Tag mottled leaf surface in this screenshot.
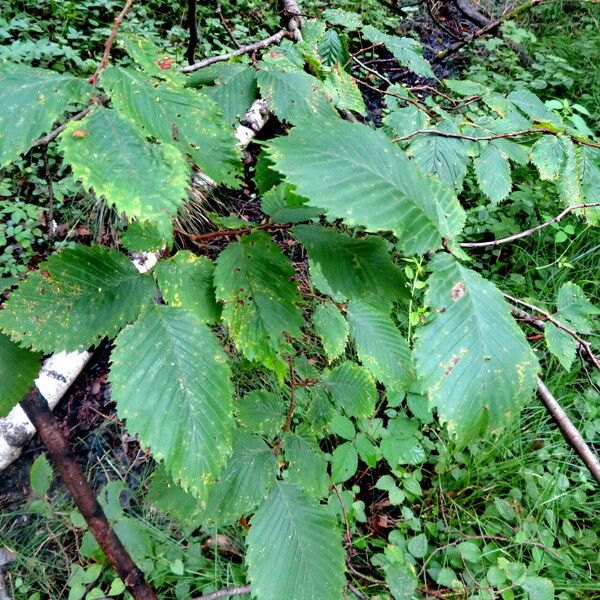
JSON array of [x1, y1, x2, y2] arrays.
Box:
[[323, 361, 377, 418]]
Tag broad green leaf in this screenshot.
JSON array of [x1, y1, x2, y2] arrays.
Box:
[[30, 453, 53, 498], [323, 64, 366, 115], [214, 232, 303, 377], [60, 108, 189, 237], [283, 432, 329, 498], [558, 142, 583, 202], [293, 225, 406, 300], [312, 302, 349, 363], [255, 151, 284, 194], [330, 412, 355, 440], [102, 67, 242, 187], [269, 118, 465, 255], [120, 221, 165, 252], [261, 182, 322, 223], [319, 30, 345, 67], [187, 62, 257, 125], [380, 435, 425, 466], [408, 124, 470, 191], [117, 34, 182, 82], [545, 322, 577, 371], [323, 361, 377, 418], [531, 135, 569, 180], [407, 533, 428, 559], [520, 577, 554, 600], [474, 143, 512, 203], [0, 246, 154, 353], [414, 254, 539, 444], [362, 26, 434, 78], [386, 563, 418, 600], [384, 105, 429, 137], [110, 305, 234, 497], [347, 300, 414, 392], [443, 79, 487, 96], [331, 442, 358, 483], [155, 251, 220, 324], [557, 282, 599, 333], [236, 390, 287, 438], [247, 481, 345, 600], [202, 431, 278, 525], [256, 58, 339, 124], [0, 333, 41, 416], [507, 89, 562, 128], [0, 63, 91, 168], [322, 8, 362, 29]]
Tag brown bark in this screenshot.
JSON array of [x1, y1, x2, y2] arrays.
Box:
[[19, 389, 158, 600]]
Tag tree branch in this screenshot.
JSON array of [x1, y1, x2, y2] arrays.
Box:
[[504, 293, 600, 371], [180, 30, 289, 73], [19, 389, 158, 599], [536, 379, 600, 484], [459, 203, 600, 248], [184, 0, 199, 65], [174, 221, 292, 243], [192, 586, 251, 600], [88, 0, 136, 85]]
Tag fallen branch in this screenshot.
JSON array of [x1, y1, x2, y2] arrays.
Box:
[[536, 379, 600, 484], [180, 30, 289, 73], [88, 0, 136, 85], [455, 0, 490, 27], [393, 127, 600, 150], [174, 221, 292, 243], [19, 390, 158, 599], [192, 586, 251, 600], [460, 203, 600, 248], [504, 293, 600, 371]]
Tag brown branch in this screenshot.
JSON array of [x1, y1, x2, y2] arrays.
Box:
[[217, 3, 241, 49], [454, 0, 490, 27], [504, 293, 600, 372], [192, 586, 251, 600], [393, 127, 600, 149], [460, 203, 600, 248], [88, 0, 136, 85], [184, 0, 199, 65], [180, 30, 289, 73], [427, 0, 464, 41], [536, 380, 600, 484], [42, 147, 55, 237], [174, 221, 292, 243], [332, 483, 352, 550], [31, 106, 94, 148], [19, 389, 158, 600], [353, 77, 433, 117], [283, 357, 296, 433]]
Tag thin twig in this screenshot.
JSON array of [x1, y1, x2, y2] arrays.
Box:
[[88, 0, 136, 85], [460, 203, 600, 248], [427, 0, 464, 41], [184, 0, 199, 64], [19, 389, 158, 599], [174, 221, 292, 243], [217, 3, 241, 49], [332, 483, 353, 550], [42, 148, 55, 237], [30, 106, 94, 148], [180, 30, 289, 73], [284, 357, 296, 432], [347, 583, 368, 600], [352, 55, 393, 86], [193, 586, 251, 600], [504, 293, 600, 371], [393, 127, 600, 149], [353, 77, 433, 117], [536, 380, 600, 484]]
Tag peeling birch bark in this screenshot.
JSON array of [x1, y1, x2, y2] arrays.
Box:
[[0, 102, 270, 472]]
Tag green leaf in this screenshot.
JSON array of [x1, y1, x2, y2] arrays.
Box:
[[319, 30, 345, 67], [0, 333, 41, 416], [507, 89, 562, 127], [256, 58, 338, 125], [293, 225, 406, 300], [347, 300, 415, 392], [30, 454, 53, 498], [101, 67, 242, 187], [202, 431, 278, 525], [120, 221, 165, 252], [381, 436, 425, 466], [531, 135, 569, 181], [386, 563, 418, 600], [362, 26, 434, 78], [312, 302, 349, 363], [331, 442, 358, 483], [187, 62, 257, 125], [214, 232, 303, 377], [474, 143, 512, 203], [323, 65, 366, 115], [545, 322, 577, 371], [557, 282, 599, 333], [268, 118, 465, 254], [110, 305, 234, 497], [384, 105, 429, 137], [117, 34, 182, 82], [323, 361, 377, 418], [443, 79, 487, 96], [283, 432, 329, 498], [322, 8, 362, 29], [60, 108, 190, 237], [0, 246, 154, 353], [409, 124, 470, 191], [247, 481, 345, 600], [155, 251, 220, 324], [520, 577, 555, 600], [236, 390, 286, 438], [261, 183, 322, 223], [0, 64, 91, 168], [407, 533, 428, 559], [414, 254, 539, 444]]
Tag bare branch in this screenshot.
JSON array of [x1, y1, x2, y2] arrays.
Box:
[[30, 106, 94, 148], [180, 30, 289, 73], [504, 293, 600, 371], [184, 0, 199, 65], [460, 203, 600, 248], [88, 0, 136, 85], [536, 380, 600, 484], [19, 389, 158, 599], [192, 586, 251, 600]]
